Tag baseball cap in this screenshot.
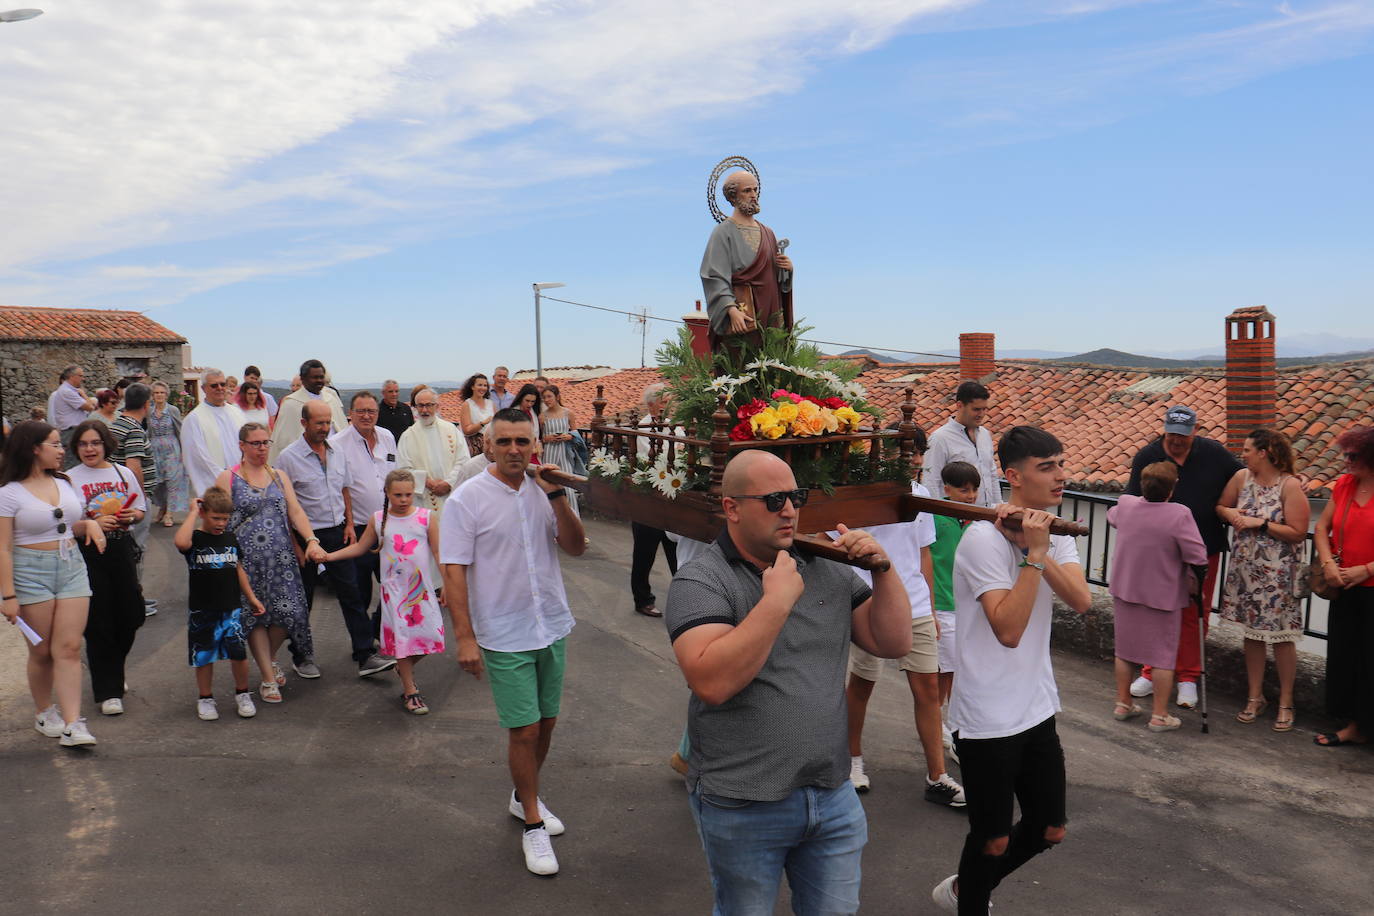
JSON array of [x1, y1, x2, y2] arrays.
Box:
[[1163, 405, 1197, 435]]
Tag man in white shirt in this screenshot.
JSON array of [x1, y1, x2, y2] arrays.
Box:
[[395, 387, 469, 517], [630, 383, 677, 617], [441, 408, 586, 877], [489, 365, 515, 410], [330, 390, 397, 625], [180, 369, 247, 498], [923, 381, 1001, 508], [269, 359, 347, 461], [843, 428, 964, 808], [47, 365, 96, 469], [277, 400, 395, 680], [932, 426, 1092, 915]]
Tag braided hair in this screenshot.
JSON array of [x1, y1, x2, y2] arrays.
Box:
[[376, 468, 416, 554]]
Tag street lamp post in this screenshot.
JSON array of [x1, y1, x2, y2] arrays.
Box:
[[0, 9, 44, 22], [531, 282, 565, 377]]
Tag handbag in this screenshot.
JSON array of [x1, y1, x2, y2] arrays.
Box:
[[1309, 486, 1357, 600]]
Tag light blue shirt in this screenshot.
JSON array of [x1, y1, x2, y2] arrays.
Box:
[[490, 389, 516, 411], [276, 435, 351, 529]]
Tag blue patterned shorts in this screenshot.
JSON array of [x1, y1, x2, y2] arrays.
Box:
[[187, 607, 247, 667]]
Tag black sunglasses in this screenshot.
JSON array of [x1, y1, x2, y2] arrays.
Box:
[[53, 506, 66, 535], [731, 489, 810, 512]]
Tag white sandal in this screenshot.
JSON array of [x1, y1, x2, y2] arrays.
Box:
[[259, 681, 282, 704]]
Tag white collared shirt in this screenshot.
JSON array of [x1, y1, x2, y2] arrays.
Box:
[[440, 468, 574, 652], [842, 481, 938, 619], [329, 424, 396, 522], [922, 417, 1001, 508]]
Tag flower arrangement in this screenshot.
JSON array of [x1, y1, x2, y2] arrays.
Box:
[[587, 448, 694, 499], [732, 390, 865, 442]]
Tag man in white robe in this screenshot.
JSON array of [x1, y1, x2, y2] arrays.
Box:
[[180, 368, 248, 498], [395, 387, 470, 516], [269, 358, 347, 461]]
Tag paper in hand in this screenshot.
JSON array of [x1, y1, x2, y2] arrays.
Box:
[[16, 616, 42, 646]]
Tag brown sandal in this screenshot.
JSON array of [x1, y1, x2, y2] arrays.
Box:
[[1272, 706, 1295, 732], [1236, 697, 1268, 724]]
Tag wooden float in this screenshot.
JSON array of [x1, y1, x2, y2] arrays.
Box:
[[543, 386, 1089, 572]]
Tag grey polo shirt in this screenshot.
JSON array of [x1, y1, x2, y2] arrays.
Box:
[[664, 530, 872, 802]]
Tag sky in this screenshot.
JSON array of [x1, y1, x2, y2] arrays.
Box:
[[1, 0, 1371, 383]]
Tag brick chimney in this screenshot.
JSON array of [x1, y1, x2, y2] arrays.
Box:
[[684, 300, 710, 359], [959, 332, 995, 381], [1224, 306, 1276, 453]]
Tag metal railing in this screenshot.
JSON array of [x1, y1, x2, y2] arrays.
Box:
[[1053, 488, 1328, 641]]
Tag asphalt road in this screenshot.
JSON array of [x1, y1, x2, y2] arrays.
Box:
[[2, 517, 1373, 915]]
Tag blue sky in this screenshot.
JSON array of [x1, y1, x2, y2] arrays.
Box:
[[1, 1, 1371, 382]]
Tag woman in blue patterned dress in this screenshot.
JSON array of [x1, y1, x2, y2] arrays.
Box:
[[212, 422, 322, 704], [147, 381, 189, 526]]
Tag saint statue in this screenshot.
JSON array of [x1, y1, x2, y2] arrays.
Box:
[[699, 159, 794, 359]]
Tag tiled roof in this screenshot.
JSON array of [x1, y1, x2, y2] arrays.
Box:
[[441, 356, 1374, 496], [0, 305, 185, 344]]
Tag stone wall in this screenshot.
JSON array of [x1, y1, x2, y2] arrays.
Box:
[[0, 340, 183, 423], [1053, 593, 1329, 723]]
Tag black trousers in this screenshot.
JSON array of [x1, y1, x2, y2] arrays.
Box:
[[81, 537, 145, 702], [1326, 587, 1374, 732], [297, 523, 374, 665], [630, 522, 677, 609], [954, 715, 1067, 914], [353, 523, 382, 641]]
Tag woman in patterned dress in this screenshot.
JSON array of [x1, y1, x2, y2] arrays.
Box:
[[458, 373, 495, 455], [212, 422, 323, 703], [538, 386, 580, 514], [147, 381, 188, 526], [1217, 428, 1311, 732]]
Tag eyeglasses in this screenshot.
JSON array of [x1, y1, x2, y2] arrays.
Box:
[[352, 409, 378, 416], [730, 489, 810, 512], [53, 507, 66, 535], [205, 382, 227, 390], [242, 440, 270, 448]]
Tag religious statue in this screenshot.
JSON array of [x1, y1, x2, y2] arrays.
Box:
[[699, 156, 794, 359]]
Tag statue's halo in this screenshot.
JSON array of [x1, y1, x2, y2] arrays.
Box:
[[707, 156, 761, 224]]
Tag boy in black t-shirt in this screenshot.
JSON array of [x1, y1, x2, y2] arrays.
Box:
[[174, 486, 265, 721]]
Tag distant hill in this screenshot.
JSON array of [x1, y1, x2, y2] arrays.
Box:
[[1050, 348, 1374, 370], [834, 348, 1073, 363]]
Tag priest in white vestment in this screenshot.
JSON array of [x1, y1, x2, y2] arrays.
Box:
[[395, 388, 470, 515], [181, 369, 248, 498], [269, 359, 347, 461]]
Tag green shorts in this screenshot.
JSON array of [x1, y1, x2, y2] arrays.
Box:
[[482, 638, 567, 729]]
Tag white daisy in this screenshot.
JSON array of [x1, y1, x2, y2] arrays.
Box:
[[656, 468, 688, 499]]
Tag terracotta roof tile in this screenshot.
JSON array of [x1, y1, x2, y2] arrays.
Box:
[[437, 356, 1374, 496], [0, 305, 185, 344]]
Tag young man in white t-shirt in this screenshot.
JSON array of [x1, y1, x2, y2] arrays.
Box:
[[932, 426, 1092, 914], [844, 432, 965, 807]]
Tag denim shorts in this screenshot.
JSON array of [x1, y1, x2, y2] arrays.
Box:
[[12, 545, 92, 604]]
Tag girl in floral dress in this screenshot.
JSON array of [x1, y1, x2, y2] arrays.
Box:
[[326, 469, 445, 714]]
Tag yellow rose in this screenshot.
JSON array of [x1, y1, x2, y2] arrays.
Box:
[[821, 409, 841, 433], [775, 402, 799, 424], [834, 406, 862, 431], [759, 423, 786, 440], [750, 407, 779, 433]]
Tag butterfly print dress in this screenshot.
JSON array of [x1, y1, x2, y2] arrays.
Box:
[[375, 508, 445, 658]]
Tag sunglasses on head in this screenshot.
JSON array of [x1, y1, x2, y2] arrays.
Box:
[[730, 489, 810, 512]]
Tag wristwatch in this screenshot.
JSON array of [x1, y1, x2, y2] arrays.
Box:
[[547, 489, 566, 501], [1019, 558, 1045, 572], [1258, 520, 1269, 536]]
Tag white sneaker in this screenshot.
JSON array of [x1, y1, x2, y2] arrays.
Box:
[[234, 691, 257, 718], [509, 790, 565, 836], [849, 755, 870, 793], [100, 698, 124, 716], [1177, 681, 1199, 709], [932, 874, 959, 914], [35, 705, 65, 738], [924, 772, 967, 808], [197, 698, 220, 721], [59, 718, 97, 747], [521, 826, 559, 876], [1129, 676, 1154, 698]]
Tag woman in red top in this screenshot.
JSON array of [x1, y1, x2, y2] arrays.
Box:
[[1313, 425, 1374, 747]]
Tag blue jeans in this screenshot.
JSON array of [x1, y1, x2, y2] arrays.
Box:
[[689, 783, 867, 915]]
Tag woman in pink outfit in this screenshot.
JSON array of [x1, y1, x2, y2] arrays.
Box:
[[1108, 461, 1208, 732]]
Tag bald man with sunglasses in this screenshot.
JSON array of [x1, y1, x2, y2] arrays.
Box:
[[664, 449, 911, 914]]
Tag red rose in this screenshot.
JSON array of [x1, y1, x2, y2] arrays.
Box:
[[801, 396, 824, 406], [823, 397, 846, 409], [730, 419, 754, 441], [737, 398, 767, 419]]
